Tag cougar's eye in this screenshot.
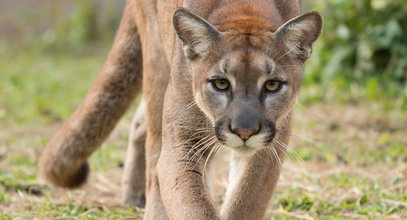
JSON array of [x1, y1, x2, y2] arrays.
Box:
[[211, 78, 230, 91], [264, 80, 283, 92]]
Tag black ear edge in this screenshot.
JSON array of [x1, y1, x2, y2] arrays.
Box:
[[172, 8, 221, 44]]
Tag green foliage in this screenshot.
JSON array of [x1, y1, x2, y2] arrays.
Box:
[[60, 0, 99, 45], [280, 196, 314, 212], [305, 0, 407, 104]]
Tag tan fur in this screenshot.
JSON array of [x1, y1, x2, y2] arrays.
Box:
[[122, 100, 146, 207], [39, 0, 322, 219]]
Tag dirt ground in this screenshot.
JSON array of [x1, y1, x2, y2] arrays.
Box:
[[0, 101, 406, 219]]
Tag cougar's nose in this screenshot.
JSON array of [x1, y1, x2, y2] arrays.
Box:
[[230, 126, 260, 141], [229, 97, 261, 141]]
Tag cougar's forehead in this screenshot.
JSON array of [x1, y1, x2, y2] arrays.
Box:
[[215, 50, 289, 83], [218, 50, 273, 74]]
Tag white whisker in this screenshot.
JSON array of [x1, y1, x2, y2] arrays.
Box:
[[271, 147, 282, 167], [274, 138, 304, 163]]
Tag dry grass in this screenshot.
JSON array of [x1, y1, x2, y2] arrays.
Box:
[[1, 100, 406, 219]]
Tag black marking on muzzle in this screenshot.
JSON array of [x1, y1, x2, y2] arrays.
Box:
[[263, 122, 276, 144], [215, 121, 226, 142]]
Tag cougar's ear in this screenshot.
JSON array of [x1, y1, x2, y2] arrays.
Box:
[[173, 8, 221, 60], [274, 12, 323, 61]]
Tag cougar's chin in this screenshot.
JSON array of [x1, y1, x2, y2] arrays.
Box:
[[231, 145, 258, 156], [222, 132, 267, 156]]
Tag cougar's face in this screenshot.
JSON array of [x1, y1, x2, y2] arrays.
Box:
[[192, 40, 303, 156], [173, 8, 322, 156]]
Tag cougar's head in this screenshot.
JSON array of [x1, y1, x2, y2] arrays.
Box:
[[173, 8, 322, 156]]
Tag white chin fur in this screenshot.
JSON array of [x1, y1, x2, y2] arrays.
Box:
[[223, 133, 266, 156], [245, 134, 266, 149]]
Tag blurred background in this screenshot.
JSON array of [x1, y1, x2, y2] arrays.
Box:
[[0, 0, 406, 219]]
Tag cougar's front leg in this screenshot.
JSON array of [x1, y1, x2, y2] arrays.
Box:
[[220, 150, 283, 220], [156, 140, 220, 220], [155, 93, 219, 219], [137, 20, 171, 220], [122, 100, 146, 208], [221, 126, 291, 220], [219, 114, 293, 220]]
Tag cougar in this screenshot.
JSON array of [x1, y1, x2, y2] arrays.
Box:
[[39, 0, 322, 219]]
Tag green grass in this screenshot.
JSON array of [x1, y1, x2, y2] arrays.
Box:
[[1, 204, 141, 219], [0, 38, 406, 219], [0, 41, 110, 126]]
